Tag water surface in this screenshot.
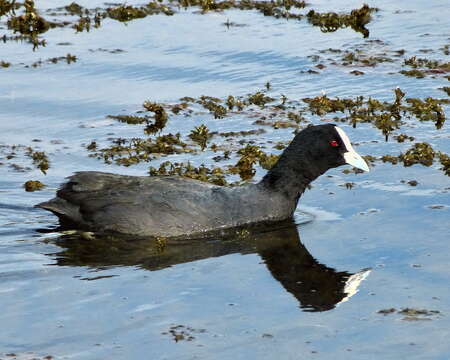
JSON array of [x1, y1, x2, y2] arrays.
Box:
[[1, 0, 449, 359]]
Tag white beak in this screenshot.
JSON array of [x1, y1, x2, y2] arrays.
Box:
[[338, 268, 372, 305], [335, 126, 370, 172], [343, 150, 370, 172]]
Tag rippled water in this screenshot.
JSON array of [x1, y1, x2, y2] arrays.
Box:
[[1, 0, 449, 359]]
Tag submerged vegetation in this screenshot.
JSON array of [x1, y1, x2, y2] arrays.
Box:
[[26, 149, 50, 174], [82, 87, 450, 184], [0, 0, 377, 52], [378, 308, 441, 321], [1, 1, 449, 187], [400, 56, 450, 79], [0, 144, 51, 174], [306, 4, 377, 38], [23, 179, 45, 191]]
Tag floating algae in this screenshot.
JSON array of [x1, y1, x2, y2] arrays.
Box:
[[149, 161, 227, 186], [400, 56, 450, 78], [404, 97, 447, 129], [0, 1, 378, 50], [377, 308, 441, 321], [438, 153, 450, 176], [399, 142, 435, 167], [189, 124, 212, 151], [306, 4, 377, 38], [4, 0, 59, 49], [228, 144, 278, 181], [23, 180, 45, 192], [84, 86, 449, 180], [142, 101, 169, 134], [26, 149, 50, 174], [87, 134, 192, 166]]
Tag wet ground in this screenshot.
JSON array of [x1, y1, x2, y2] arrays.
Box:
[[1, 0, 449, 359]]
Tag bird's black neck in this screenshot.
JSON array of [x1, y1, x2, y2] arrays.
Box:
[[259, 132, 330, 206]]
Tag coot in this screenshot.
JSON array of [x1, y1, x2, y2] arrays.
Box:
[[37, 124, 369, 237]]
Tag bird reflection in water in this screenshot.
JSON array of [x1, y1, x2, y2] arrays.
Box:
[[45, 220, 370, 312]]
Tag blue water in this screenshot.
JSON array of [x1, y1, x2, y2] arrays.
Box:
[[1, 0, 449, 359]]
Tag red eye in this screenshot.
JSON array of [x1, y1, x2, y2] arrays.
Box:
[[329, 140, 339, 147]]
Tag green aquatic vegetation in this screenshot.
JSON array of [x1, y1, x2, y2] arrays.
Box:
[[162, 324, 204, 342], [189, 124, 212, 150], [394, 133, 415, 143], [26, 149, 50, 174], [106, 4, 147, 21], [399, 69, 425, 78], [24, 180, 45, 192], [6, 0, 54, 46], [341, 50, 393, 67], [380, 155, 399, 165], [373, 113, 401, 141], [86, 141, 97, 151], [1, 32, 46, 48], [155, 236, 167, 252], [106, 2, 173, 22], [197, 96, 227, 119], [217, 129, 266, 138], [306, 4, 377, 38], [342, 182, 355, 189], [301, 89, 445, 140], [377, 308, 396, 315], [89, 88, 449, 179], [247, 91, 274, 108], [302, 95, 363, 116], [88, 48, 125, 54], [27, 53, 77, 67], [170, 103, 189, 114], [404, 97, 446, 129], [398, 308, 440, 316], [273, 142, 287, 150], [212, 150, 231, 162], [0, 60, 11, 67], [349, 70, 364, 75], [259, 153, 279, 170], [142, 101, 169, 134], [369, 89, 402, 140], [399, 142, 435, 167], [378, 308, 440, 321], [404, 180, 418, 186], [0, 0, 18, 17], [225, 95, 245, 111], [253, 118, 300, 129], [398, 308, 441, 321], [88, 134, 191, 166], [228, 0, 306, 19], [401, 56, 450, 78], [178, 0, 225, 13], [404, 56, 450, 70], [64, 2, 84, 15], [0, 0, 375, 51], [179, 96, 196, 103], [149, 161, 227, 186], [272, 120, 300, 129], [107, 114, 149, 125], [438, 152, 450, 176], [228, 144, 277, 180], [229, 144, 264, 180], [73, 15, 92, 32]]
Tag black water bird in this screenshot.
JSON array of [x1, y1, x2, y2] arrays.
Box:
[[49, 220, 371, 312], [36, 124, 369, 237]]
